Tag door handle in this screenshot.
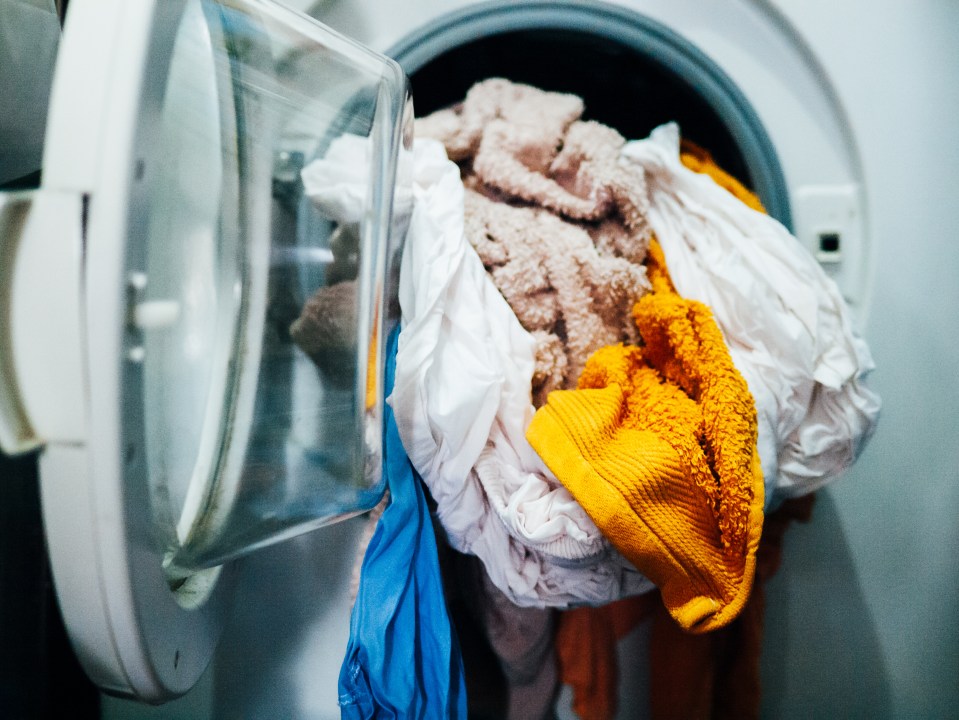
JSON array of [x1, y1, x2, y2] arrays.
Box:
[[0, 190, 87, 456], [0, 191, 42, 454]]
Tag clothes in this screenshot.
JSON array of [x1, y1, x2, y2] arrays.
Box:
[[527, 240, 764, 632], [553, 141, 831, 719], [300, 133, 413, 225], [417, 79, 648, 234], [338, 328, 467, 720], [556, 594, 658, 720], [412, 77, 656, 720], [418, 79, 653, 404], [415, 77, 583, 166], [556, 494, 815, 720], [289, 280, 357, 376], [287, 279, 380, 409], [347, 492, 388, 606], [620, 124, 880, 507], [648, 493, 816, 720], [456, 553, 559, 720], [678, 139, 766, 214], [390, 137, 652, 606], [555, 144, 768, 719], [303, 133, 650, 606], [464, 189, 649, 405]]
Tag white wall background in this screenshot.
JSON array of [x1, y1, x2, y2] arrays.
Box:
[[760, 1, 959, 717]]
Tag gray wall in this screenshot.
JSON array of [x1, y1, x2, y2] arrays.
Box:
[[760, 1, 959, 717]]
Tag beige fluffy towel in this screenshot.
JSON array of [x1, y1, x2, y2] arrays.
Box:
[[464, 190, 648, 404], [416, 79, 653, 403]]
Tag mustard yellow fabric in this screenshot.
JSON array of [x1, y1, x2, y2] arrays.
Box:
[[526, 240, 764, 633], [366, 325, 378, 410], [679, 140, 766, 214]]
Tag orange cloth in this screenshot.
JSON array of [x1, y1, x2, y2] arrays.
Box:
[[366, 312, 379, 410], [527, 239, 764, 633], [556, 595, 657, 720]]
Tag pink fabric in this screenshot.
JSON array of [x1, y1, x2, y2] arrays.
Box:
[[418, 79, 654, 404]]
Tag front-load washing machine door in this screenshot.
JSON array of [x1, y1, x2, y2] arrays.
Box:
[[0, 0, 411, 702]]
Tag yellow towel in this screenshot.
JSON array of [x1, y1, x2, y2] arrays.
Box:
[[526, 240, 764, 633]]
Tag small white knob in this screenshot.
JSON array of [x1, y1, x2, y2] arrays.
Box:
[[128, 272, 148, 291], [134, 300, 181, 329]]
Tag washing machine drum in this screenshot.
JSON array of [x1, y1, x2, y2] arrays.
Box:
[[389, 2, 792, 228], [384, 2, 868, 319]]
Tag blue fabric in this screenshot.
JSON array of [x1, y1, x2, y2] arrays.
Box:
[[338, 328, 467, 720]]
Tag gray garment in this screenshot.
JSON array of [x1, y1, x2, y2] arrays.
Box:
[[475, 567, 558, 720], [439, 533, 558, 720]]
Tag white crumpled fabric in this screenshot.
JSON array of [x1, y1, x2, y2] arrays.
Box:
[[620, 124, 881, 508], [300, 133, 414, 224], [387, 139, 652, 607], [302, 136, 650, 607]]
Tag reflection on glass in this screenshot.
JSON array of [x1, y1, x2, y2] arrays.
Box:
[[136, 0, 411, 585]]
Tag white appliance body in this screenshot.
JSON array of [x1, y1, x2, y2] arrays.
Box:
[[9, 0, 956, 718]]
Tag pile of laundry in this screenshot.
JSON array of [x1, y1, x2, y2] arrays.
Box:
[[301, 79, 880, 720]]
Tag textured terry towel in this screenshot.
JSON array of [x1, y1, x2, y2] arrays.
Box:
[[527, 241, 764, 633], [463, 188, 649, 406], [417, 78, 653, 405], [338, 328, 467, 720]]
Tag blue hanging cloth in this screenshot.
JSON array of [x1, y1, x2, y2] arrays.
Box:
[[338, 327, 468, 719]]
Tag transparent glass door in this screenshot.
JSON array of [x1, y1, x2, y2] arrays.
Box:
[[128, 0, 411, 586]]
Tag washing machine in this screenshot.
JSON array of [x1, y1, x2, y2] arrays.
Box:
[[2, 1, 957, 718]]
